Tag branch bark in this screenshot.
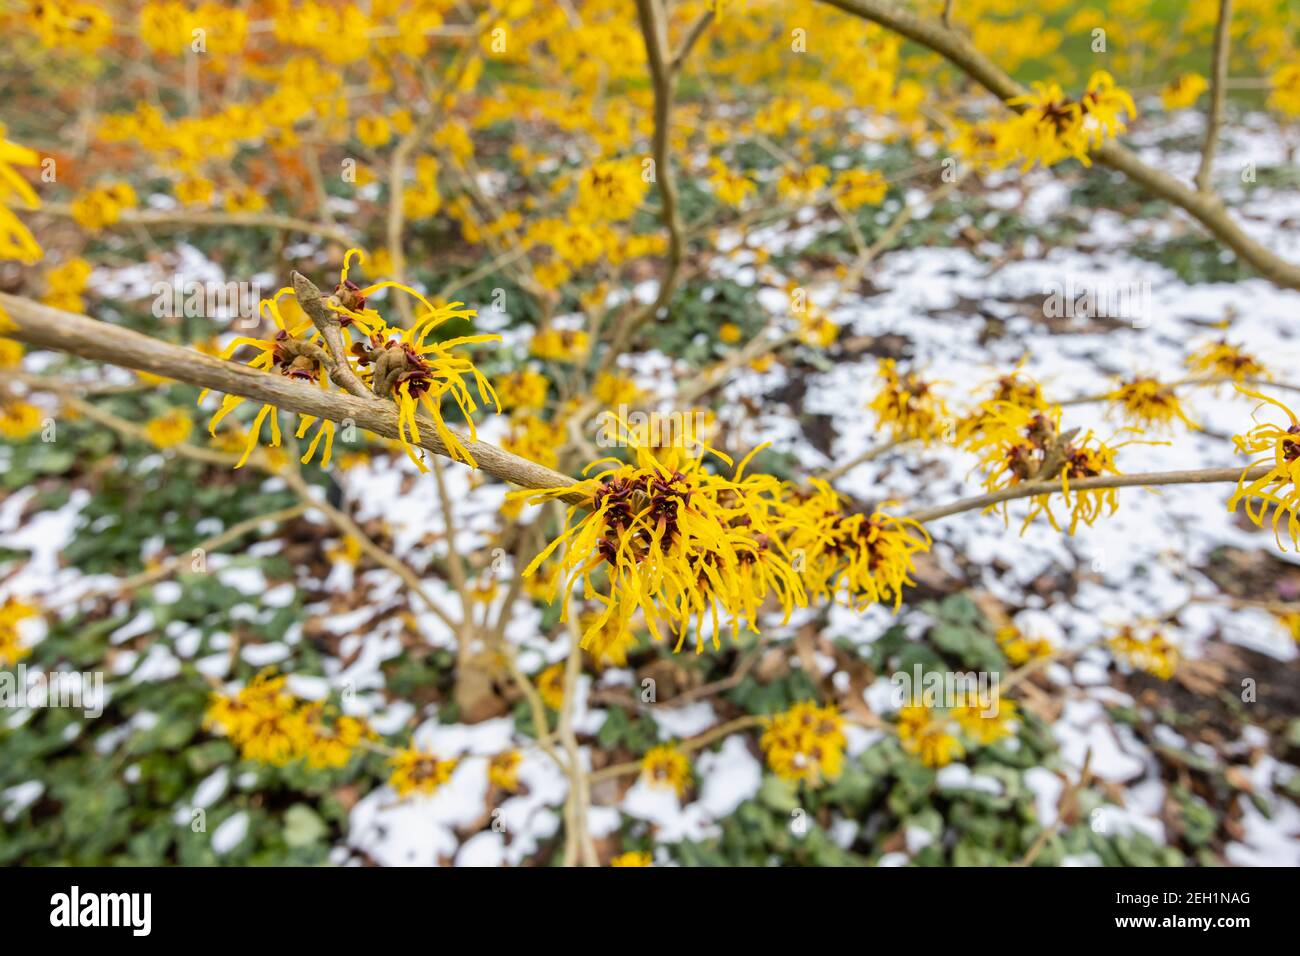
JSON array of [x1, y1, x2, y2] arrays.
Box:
[[0, 292, 585, 503], [904, 464, 1270, 525], [31, 201, 355, 246], [1196, 0, 1233, 194], [597, 0, 687, 373]]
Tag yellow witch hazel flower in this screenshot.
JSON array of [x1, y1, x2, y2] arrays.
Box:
[[572, 157, 648, 223], [580, 612, 639, 668], [952, 697, 1019, 746], [1268, 64, 1300, 117], [488, 751, 522, 792], [207, 250, 501, 472], [786, 480, 930, 613], [1108, 623, 1179, 680], [868, 359, 949, 444], [1161, 73, 1208, 111], [0, 125, 43, 264], [495, 369, 550, 412], [966, 401, 1127, 534], [0, 596, 39, 667], [145, 409, 194, 448], [705, 157, 755, 208], [42, 257, 93, 312], [1227, 387, 1300, 550], [536, 661, 566, 710], [956, 363, 1047, 445], [949, 119, 1018, 172], [26, 0, 111, 53], [389, 745, 459, 798], [204, 669, 372, 769], [511, 420, 808, 653], [70, 182, 137, 231], [1186, 335, 1267, 382], [832, 168, 887, 209], [995, 623, 1052, 666], [0, 398, 44, 439], [329, 252, 502, 471], [760, 701, 847, 785], [204, 294, 326, 469], [1106, 376, 1198, 432], [641, 744, 691, 796], [610, 850, 653, 867], [1006, 71, 1136, 170], [896, 703, 964, 768]]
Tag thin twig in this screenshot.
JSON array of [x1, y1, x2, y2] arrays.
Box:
[[1, 291, 586, 503], [1196, 0, 1233, 194], [904, 464, 1270, 525]]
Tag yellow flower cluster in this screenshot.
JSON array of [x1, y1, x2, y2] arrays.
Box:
[[70, 183, 137, 232], [897, 697, 1018, 768], [488, 750, 522, 792], [953, 71, 1136, 171], [515, 436, 794, 652], [760, 701, 847, 785], [581, 612, 640, 668], [502, 414, 565, 470], [897, 704, 965, 768], [140, 1, 248, 57], [25, 0, 111, 53], [536, 661, 566, 710], [529, 327, 590, 363], [0, 596, 38, 667], [610, 850, 652, 867], [706, 158, 755, 208], [1270, 64, 1300, 117], [573, 158, 650, 223], [1161, 73, 1208, 111], [641, 744, 691, 796], [995, 624, 1053, 666], [832, 168, 887, 209], [966, 401, 1123, 534], [42, 258, 92, 313], [0, 126, 42, 264], [868, 359, 949, 443], [0, 397, 43, 439], [389, 745, 460, 798], [208, 250, 501, 472], [1108, 624, 1180, 680], [495, 369, 550, 412], [1106, 377, 1198, 432], [515, 421, 931, 654], [1228, 388, 1300, 550], [205, 670, 372, 769], [1186, 337, 1267, 382], [145, 409, 195, 449], [786, 480, 931, 612]]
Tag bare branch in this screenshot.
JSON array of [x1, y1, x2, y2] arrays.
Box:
[[29, 201, 355, 247], [904, 464, 1270, 525], [671, 9, 715, 72], [1196, 0, 1233, 193], [0, 292, 586, 503], [598, 0, 687, 373]]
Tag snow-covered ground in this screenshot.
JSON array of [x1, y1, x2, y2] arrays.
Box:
[[3, 110, 1298, 866]]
